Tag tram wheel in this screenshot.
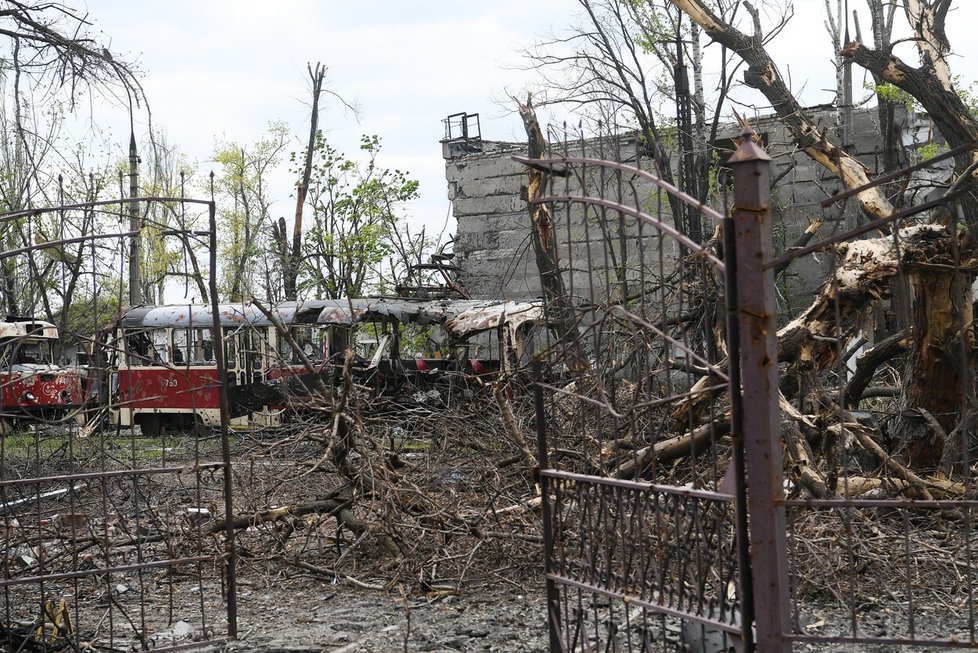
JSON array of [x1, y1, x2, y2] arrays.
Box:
[[139, 415, 163, 438], [193, 417, 212, 437]]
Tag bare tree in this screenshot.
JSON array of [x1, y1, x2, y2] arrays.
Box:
[[274, 62, 356, 301], [0, 1, 144, 320]]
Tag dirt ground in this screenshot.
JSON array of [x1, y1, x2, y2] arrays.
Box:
[[227, 581, 548, 653], [7, 415, 978, 653]]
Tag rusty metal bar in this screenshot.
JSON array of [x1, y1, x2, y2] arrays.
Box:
[[546, 573, 743, 634], [0, 554, 218, 588], [513, 154, 727, 225], [0, 231, 139, 260], [133, 639, 229, 653], [0, 463, 226, 488], [208, 198, 238, 639], [764, 188, 966, 271], [729, 128, 792, 652], [531, 193, 725, 270], [533, 358, 562, 653], [819, 142, 974, 207], [534, 381, 729, 420], [129, 132, 142, 305], [0, 195, 216, 221], [723, 210, 756, 652], [786, 498, 978, 508], [789, 634, 978, 648]]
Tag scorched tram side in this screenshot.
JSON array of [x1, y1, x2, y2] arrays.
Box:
[[0, 317, 84, 434], [98, 302, 332, 435]]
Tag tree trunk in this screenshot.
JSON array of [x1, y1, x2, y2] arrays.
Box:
[[893, 265, 974, 468], [671, 0, 894, 222], [842, 40, 978, 232], [517, 97, 591, 378], [284, 63, 326, 301]]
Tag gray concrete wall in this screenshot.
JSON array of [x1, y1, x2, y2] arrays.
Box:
[[444, 106, 938, 314]]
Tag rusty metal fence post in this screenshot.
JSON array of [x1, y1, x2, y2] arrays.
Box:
[[728, 128, 792, 652], [533, 358, 562, 652]]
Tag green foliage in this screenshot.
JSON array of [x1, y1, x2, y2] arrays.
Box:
[[868, 81, 917, 111], [916, 140, 948, 161], [953, 77, 978, 118], [212, 123, 291, 300], [300, 133, 422, 299]]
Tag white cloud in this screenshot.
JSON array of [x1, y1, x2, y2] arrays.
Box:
[[76, 1, 978, 245]]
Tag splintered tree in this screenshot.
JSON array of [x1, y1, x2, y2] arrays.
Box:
[[527, 0, 978, 476], [273, 62, 357, 301], [669, 0, 978, 471], [522, 0, 759, 243]]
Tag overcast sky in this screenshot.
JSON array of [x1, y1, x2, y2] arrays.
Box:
[[77, 1, 978, 244]]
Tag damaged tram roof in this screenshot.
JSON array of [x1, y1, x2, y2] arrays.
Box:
[[114, 298, 544, 335]]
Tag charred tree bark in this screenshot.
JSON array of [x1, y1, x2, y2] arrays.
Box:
[[517, 97, 591, 378]]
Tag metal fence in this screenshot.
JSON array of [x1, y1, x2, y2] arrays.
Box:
[[1, 196, 237, 652], [528, 127, 978, 652]]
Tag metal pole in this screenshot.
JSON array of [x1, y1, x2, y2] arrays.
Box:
[[728, 127, 791, 652], [533, 358, 562, 652], [207, 199, 237, 638], [128, 132, 141, 305], [723, 212, 755, 652]]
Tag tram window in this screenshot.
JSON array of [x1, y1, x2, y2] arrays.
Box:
[[294, 326, 322, 362], [276, 328, 296, 363], [173, 329, 189, 365], [14, 341, 48, 365], [225, 339, 236, 369], [191, 328, 215, 365], [151, 329, 169, 364], [125, 330, 153, 363]]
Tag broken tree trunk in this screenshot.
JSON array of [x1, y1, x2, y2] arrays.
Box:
[[893, 259, 976, 468], [517, 96, 591, 378], [783, 225, 976, 470], [671, 224, 975, 474], [670, 0, 894, 222]]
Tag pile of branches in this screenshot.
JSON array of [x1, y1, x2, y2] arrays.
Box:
[[220, 369, 546, 594]]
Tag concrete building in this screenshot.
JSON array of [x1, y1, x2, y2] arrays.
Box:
[[441, 106, 944, 315]]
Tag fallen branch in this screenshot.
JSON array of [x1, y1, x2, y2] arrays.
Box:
[[836, 475, 965, 498], [616, 418, 730, 479], [780, 397, 835, 499], [289, 559, 388, 590], [208, 498, 350, 533], [844, 329, 910, 407], [838, 422, 966, 499]]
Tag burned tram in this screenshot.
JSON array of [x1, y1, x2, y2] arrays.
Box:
[[93, 298, 546, 434], [0, 318, 84, 434]]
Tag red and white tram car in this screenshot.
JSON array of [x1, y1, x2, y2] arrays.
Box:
[[103, 301, 333, 435], [98, 298, 548, 434], [0, 318, 84, 434]]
